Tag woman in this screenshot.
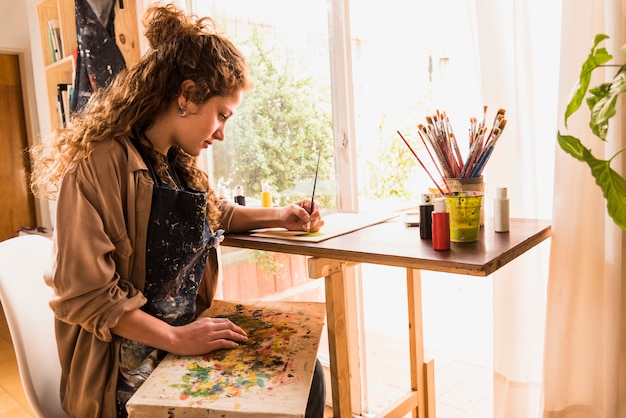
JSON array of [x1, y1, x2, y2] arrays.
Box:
[[30, 4, 325, 417]]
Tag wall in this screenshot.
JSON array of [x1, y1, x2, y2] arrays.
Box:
[[0, 0, 51, 229], [0, 0, 50, 138], [0, 0, 182, 230]]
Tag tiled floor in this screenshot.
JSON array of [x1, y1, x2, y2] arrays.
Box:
[[0, 264, 493, 418]]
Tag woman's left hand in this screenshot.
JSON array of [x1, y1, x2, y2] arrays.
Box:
[[281, 199, 324, 232]]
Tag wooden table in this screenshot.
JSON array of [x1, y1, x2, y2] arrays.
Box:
[[222, 217, 552, 418]]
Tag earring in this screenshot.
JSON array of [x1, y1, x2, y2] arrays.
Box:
[[178, 105, 187, 117]]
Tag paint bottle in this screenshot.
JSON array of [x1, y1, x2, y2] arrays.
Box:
[[234, 185, 246, 206], [494, 187, 510, 232], [217, 186, 229, 201], [261, 179, 273, 208], [432, 197, 450, 250], [419, 193, 434, 239]]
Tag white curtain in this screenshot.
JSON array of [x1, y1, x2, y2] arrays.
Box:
[[471, 0, 561, 417], [542, 0, 626, 417], [473, 0, 626, 416]]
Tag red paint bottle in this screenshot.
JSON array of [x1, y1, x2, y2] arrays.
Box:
[[432, 197, 450, 250]]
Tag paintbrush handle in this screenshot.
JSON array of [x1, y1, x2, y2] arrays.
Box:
[[397, 131, 446, 196], [309, 150, 321, 215]]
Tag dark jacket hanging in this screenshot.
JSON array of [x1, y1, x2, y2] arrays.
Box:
[[72, 0, 126, 113]]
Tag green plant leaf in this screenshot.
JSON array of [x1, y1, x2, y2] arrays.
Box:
[[588, 66, 626, 140], [564, 34, 612, 126], [556, 133, 586, 161], [557, 132, 626, 230]]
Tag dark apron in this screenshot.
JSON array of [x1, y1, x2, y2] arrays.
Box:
[[117, 148, 223, 416], [142, 173, 211, 326], [73, 0, 126, 112]]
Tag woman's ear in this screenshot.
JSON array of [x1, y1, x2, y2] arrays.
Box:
[[178, 79, 197, 107]]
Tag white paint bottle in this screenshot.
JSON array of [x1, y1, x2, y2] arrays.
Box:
[[494, 187, 509, 232]]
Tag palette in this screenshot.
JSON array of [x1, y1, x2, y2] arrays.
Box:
[[126, 300, 325, 417]]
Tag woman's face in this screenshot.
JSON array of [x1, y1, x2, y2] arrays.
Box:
[[174, 89, 245, 156]]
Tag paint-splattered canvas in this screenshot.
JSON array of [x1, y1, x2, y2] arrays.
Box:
[[126, 300, 325, 418]]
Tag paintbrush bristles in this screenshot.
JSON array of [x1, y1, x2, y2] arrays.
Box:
[[398, 106, 507, 182]]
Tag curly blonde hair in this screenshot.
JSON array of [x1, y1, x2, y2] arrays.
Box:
[[30, 3, 251, 230]]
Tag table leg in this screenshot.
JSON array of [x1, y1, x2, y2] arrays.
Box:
[[309, 258, 359, 418], [407, 268, 436, 418], [324, 268, 352, 417], [309, 260, 435, 417]]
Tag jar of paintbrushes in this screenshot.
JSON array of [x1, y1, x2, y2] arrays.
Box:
[[445, 176, 485, 226], [397, 106, 507, 237]]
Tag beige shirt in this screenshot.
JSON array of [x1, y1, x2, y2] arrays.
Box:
[[46, 135, 236, 418]]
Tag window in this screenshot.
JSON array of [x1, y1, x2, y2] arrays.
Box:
[[191, 0, 488, 413], [193, 0, 337, 211], [194, 0, 483, 215], [192, 0, 333, 317], [349, 1, 483, 210]]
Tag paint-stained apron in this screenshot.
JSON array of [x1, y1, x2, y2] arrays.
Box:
[[73, 0, 126, 112], [116, 152, 223, 417]]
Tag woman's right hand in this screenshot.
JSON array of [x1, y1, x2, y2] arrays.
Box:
[[168, 316, 248, 355], [112, 309, 247, 356]]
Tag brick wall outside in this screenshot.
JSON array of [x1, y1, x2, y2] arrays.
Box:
[[219, 247, 324, 302]]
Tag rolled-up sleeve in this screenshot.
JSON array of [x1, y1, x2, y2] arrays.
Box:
[[218, 199, 238, 232]]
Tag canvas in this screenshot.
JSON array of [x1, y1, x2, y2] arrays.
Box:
[[249, 212, 397, 242], [126, 300, 325, 418]]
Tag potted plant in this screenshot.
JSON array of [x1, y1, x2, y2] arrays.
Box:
[[557, 34, 626, 230]]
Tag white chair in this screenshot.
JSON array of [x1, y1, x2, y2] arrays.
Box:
[[0, 235, 68, 418]]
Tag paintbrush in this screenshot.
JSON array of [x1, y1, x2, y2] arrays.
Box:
[[417, 125, 449, 189], [460, 126, 486, 177], [469, 119, 507, 177], [480, 105, 488, 129], [466, 111, 507, 177], [304, 149, 321, 232], [410, 106, 507, 180], [397, 130, 447, 196], [309, 149, 321, 216], [424, 118, 455, 178], [419, 124, 448, 177]]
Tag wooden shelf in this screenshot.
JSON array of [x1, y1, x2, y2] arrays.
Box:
[[37, 0, 76, 68], [36, 0, 77, 130]]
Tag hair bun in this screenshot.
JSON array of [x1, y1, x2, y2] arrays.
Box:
[[143, 4, 217, 50]]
